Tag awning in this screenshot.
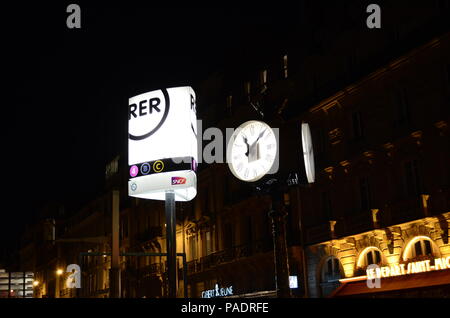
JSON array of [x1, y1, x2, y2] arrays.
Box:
[[226, 290, 277, 298], [330, 268, 450, 297]]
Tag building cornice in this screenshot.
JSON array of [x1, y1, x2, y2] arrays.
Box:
[[291, 33, 449, 118]]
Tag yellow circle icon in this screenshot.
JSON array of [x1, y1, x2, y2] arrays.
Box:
[[153, 160, 164, 173]]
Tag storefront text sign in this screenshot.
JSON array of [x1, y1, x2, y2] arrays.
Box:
[[201, 284, 233, 298], [366, 256, 450, 280]]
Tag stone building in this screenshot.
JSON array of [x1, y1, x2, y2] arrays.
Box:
[[296, 33, 450, 297], [18, 2, 450, 298]]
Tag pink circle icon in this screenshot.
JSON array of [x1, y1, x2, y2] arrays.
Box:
[[130, 165, 139, 177]]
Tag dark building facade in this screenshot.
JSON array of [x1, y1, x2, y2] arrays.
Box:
[[18, 2, 450, 298]]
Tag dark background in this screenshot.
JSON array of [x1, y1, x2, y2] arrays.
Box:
[[1, 1, 445, 265], [1, 2, 305, 263]]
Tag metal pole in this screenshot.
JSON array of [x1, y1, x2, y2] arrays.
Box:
[[165, 191, 177, 298], [110, 190, 121, 298], [23, 272, 25, 298], [296, 187, 309, 298], [182, 253, 188, 298], [8, 272, 11, 298], [269, 195, 291, 298]]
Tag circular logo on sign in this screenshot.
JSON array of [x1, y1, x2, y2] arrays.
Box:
[[140, 163, 151, 175], [130, 165, 139, 177], [128, 88, 170, 141], [130, 183, 137, 191], [153, 160, 164, 173]]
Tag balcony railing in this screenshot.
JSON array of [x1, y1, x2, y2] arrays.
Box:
[[136, 226, 163, 242], [306, 223, 333, 244], [140, 263, 164, 278], [344, 212, 372, 235], [305, 193, 445, 244], [186, 238, 273, 275], [383, 197, 422, 225]]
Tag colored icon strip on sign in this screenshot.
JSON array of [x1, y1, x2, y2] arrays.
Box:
[[129, 157, 196, 179]]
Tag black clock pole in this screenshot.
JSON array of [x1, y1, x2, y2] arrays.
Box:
[[269, 189, 292, 298]]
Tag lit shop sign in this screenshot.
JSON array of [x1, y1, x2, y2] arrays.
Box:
[[366, 256, 450, 280], [289, 276, 298, 289], [201, 284, 234, 298], [128, 87, 198, 201]]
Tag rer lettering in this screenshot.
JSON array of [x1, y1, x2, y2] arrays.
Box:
[[129, 98, 161, 120]]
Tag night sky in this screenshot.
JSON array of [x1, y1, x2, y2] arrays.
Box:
[[1, 2, 301, 260]]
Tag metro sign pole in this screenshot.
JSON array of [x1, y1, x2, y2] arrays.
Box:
[[165, 191, 177, 297]]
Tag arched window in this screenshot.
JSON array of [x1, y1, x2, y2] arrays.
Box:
[[320, 256, 342, 297], [403, 236, 440, 262], [357, 247, 384, 269]]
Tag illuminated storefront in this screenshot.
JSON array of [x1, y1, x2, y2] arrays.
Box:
[[305, 212, 450, 297]]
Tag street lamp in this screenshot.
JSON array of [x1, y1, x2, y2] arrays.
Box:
[[56, 269, 64, 276], [33, 280, 39, 287]]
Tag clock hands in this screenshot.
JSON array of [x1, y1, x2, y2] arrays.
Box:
[[248, 128, 266, 162], [255, 128, 267, 144], [241, 127, 268, 162], [242, 135, 250, 157]]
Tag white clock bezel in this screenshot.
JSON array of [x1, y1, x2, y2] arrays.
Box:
[[301, 122, 315, 184], [227, 120, 278, 182]]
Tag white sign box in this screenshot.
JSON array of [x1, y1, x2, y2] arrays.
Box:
[[128, 86, 197, 201]]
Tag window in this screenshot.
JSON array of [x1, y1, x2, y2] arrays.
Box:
[[357, 247, 384, 271], [259, 69, 268, 87], [352, 111, 364, 140], [366, 249, 381, 266], [226, 95, 232, 110], [223, 223, 233, 249], [262, 211, 271, 239], [203, 188, 210, 216], [403, 236, 437, 261], [283, 54, 288, 79], [189, 235, 197, 261], [120, 217, 128, 240], [188, 201, 195, 219], [321, 191, 333, 220], [321, 256, 342, 284], [242, 215, 253, 244], [414, 240, 432, 257], [395, 88, 410, 125], [147, 215, 151, 230], [205, 231, 212, 256], [314, 128, 327, 156], [404, 159, 422, 197], [244, 81, 251, 100], [201, 230, 212, 257], [359, 176, 371, 211]]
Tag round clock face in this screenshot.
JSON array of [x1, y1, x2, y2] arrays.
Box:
[[227, 120, 278, 182], [301, 122, 315, 183]]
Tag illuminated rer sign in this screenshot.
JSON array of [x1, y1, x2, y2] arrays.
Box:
[[366, 256, 450, 280], [128, 87, 198, 201]]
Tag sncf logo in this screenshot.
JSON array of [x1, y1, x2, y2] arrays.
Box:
[[172, 177, 186, 185]]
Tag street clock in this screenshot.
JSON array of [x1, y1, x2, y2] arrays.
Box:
[[227, 120, 278, 182]]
